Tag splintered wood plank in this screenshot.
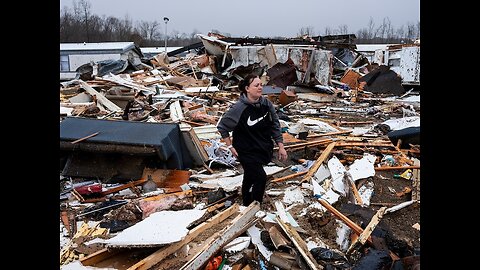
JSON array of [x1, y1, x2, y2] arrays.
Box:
[[335, 142, 395, 147], [301, 142, 336, 183], [317, 199, 370, 242], [70, 132, 99, 144], [271, 171, 307, 183], [349, 179, 363, 205], [275, 217, 323, 270], [275, 138, 332, 150], [347, 207, 386, 254], [374, 165, 420, 171], [101, 179, 147, 196], [76, 79, 122, 112], [307, 130, 352, 139], [80, 248, 123, 266], [127, 204, 240, 270], [179, 202, 261, 270]]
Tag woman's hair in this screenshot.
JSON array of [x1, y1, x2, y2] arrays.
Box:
[[238, 74, 259, 95]]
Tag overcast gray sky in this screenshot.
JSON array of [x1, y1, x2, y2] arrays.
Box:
[[59, 0, 420, 38]]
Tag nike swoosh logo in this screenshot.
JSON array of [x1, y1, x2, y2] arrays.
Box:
[[247, 112, 268, 126]]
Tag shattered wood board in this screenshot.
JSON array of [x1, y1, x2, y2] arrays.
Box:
[[179, 202, 260, 270], [105, 209, 206, 247], [126, 204, 241, 270]]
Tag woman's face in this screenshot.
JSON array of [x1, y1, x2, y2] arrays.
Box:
[[246, 77, 263, 100]]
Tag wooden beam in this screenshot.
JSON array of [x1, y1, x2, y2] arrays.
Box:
[[301, 142, 336, 183], [335, 142, 395, 148], [71, 132, 99, 144], [271, 171, 307, 183], [274, 138, 332, 150], [76, 80, 122, 112], [317, 199, 371, 243], [317, 199, 400, 261], [374, 165, 420, 171], [179, 202, 260, 270], [392, 140, 414, 166], [101, 179, 147, 196], [347, 207, 386, 254], [307, 130, 352, 139], [127, 204, 240, 270], [275, 217, 323, 270], [349, 179, 363, 205], [80, 248, 122, 266]]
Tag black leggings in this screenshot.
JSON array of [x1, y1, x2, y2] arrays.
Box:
[[240, 161, 267, 206]]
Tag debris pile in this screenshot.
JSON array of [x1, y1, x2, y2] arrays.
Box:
[[60, 33, 420, 269]]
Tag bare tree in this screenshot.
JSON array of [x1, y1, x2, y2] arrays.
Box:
[[416, 21, 420, 39], [323, 26, 333, 36], [74, 0, 92, 42], [190, 29, 201, 39], [406, 22, 416, 42], [116, 15, 133, 40], [337, 24, 349, 35], [60, 7, 75, 41], [396, 25, 405, 42], [298, 26, 315, 37], [60, 6, 420, 46], [367, 17, 375, 39], [356, 28, 368, 40], [137, 20, 161, 41]]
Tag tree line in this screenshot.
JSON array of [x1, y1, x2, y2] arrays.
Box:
[[60, 0, 420, 47]]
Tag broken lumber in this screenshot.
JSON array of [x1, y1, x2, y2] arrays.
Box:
[[318, 199, 400, 261], [347, 207, 386, 254], [275, 216, 323, 270], [318, 199, 371, 243], [179, 201, 260, 270], [101, 179, 147, 196], [275, 138, 332, 150], [301, 142, 336, 183], [307, 130, 352, 139], [127, 204, 240, 270], [271, 171, 307, 183], [70, 132, 99, 144], [335, 142, 394, 148], [75, 79, 122, 112], [374, 165, 420, 171]]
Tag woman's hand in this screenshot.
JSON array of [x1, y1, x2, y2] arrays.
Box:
[[277, 143, 288, 162], [230, 146, 238, 158]]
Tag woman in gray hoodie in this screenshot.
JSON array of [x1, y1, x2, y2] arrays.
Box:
[[217, 74, 287, 206]]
